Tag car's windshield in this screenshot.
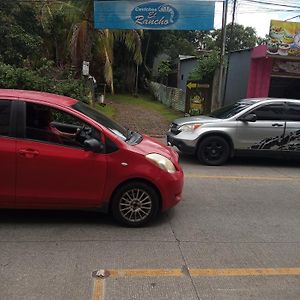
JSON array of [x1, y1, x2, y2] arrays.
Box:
[[72, 102, 128, 141], [209, 100, 255, 119]]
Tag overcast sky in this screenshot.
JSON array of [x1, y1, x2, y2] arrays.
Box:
[[214, 1, 300, 37]]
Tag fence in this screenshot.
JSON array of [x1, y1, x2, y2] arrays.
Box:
[[148, 81, 186, 112]]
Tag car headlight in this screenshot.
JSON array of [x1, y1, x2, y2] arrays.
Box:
[[178, 123, 201, 132], [145, 153, 176, 173]]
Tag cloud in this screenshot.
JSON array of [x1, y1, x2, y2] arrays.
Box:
[[214, 3, 299, 38]]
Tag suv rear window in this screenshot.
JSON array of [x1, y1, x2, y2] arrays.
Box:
[[0, 100, 11, 136]]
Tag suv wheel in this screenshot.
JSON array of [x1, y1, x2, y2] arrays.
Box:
[[111, 181, 159, 227], [197, 136, 230, 166]]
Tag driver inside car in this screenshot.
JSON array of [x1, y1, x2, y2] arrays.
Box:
[[37, 109, 79, 141], [27, 107, 80, 144]]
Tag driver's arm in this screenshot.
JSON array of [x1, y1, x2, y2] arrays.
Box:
[[49, 125, 79, 139]]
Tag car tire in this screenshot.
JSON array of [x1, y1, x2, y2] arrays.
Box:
[[197, 136, 230, 166], [111, 181, 159, 227]]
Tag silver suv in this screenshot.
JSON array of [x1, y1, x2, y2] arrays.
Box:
[[167, 98, 300, 165]]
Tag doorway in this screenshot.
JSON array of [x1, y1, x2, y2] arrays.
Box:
[[269, 77, 300, 99]]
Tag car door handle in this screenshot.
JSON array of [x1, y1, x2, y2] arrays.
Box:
[[272, 123, 283, 127], [19, 149, 39, 158]]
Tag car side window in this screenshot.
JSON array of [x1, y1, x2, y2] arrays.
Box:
[[251, 104, 285, 121], [25, 102, 101, 148], [0, 100, 11, 137], [285, 103, 300, 121]]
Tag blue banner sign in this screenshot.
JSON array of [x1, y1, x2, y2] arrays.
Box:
[[94, 1, 215, 30]]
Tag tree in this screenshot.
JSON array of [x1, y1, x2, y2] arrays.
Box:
[[68, 0, 142, 94], [160, 30, 196, 60], [0, 2, 43, 66], [93, 29, 142, 94], [189, 50, 220, 81], [203, 24, 258, 52], [36, 0, 78, 66], [188, 24, 257, 85], [158, 60, 172, 84]]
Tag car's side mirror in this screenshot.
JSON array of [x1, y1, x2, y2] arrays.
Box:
[[84, 138, 104, 153], [238, 113, 257, 122]]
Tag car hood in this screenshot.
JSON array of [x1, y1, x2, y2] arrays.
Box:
[[173, 115, 222, 126], [132, 135, 179, 162]]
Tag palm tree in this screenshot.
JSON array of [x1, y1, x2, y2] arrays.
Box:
[[69, 0, 143, 94], [93, 29, 142, 94], [34, 0, 80, 66], [35, 0, 143, 94]]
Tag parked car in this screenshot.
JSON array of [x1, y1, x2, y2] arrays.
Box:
[[167, 98, 300, 165], [0, 89, 183, 226]]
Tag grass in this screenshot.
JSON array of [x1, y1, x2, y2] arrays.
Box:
[[107, 93, 184, 122], [94, 102, 115, 118]]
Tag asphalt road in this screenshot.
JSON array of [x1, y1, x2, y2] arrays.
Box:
[[1, 152, 300, 300]]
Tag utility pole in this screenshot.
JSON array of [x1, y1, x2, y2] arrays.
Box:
[[222, 0, 237, 106], [229, 0, 237, 51], [217, 0, 229, 108]]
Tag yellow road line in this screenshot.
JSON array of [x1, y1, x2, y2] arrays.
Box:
[[92, 279, 104, 300], [108, 268, 300, 278], [110, 268, 183, 277], [189, 268, 300, 277], [185, 174, 300, 181]]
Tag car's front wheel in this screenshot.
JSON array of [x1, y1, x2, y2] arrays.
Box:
[[111, 181, 159, 227], [197, 136, 230, 166]]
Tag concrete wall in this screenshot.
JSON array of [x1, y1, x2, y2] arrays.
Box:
[[224, 50, 251, 105], [178, 59, 198, 92]]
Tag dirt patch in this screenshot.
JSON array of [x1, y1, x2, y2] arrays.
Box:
[[108, 100, 170, 137]]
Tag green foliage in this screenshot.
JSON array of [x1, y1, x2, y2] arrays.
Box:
[[162, 31, 196, 60], [205, 24, 257, 52], [189, 51, 220, 81], [95, 103, 116, 118], [0, 63, 49, 90], [52, 79, 88, 102], [0, 2, 42, 67], [158, 61, 172, 84], [0, 62, 88, 102], [153, 30, 196, 60]]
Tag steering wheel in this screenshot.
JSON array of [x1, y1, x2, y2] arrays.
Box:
[[76, 125, 92, 143]]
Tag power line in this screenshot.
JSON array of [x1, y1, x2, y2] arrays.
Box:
[[242, 0, 300, 9], [285, 14, 300, 21]]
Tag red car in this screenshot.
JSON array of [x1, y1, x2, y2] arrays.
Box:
[[0, 89, 183, 226]]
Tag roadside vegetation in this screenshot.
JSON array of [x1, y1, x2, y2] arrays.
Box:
[[0, 0, 259, 107], [95, 102, 115, 118]]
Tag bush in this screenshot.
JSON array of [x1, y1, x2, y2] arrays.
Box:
[[0, 62, 88, 102], [52, 80, 88, 102], [189, 50, 220, 81]]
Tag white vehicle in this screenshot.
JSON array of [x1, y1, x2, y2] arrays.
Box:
[[167, 98, 300, 165]]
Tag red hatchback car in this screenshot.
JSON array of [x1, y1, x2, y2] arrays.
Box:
[[0, 89, 183, 226]]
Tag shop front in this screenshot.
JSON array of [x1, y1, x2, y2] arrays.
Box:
[[247, 20, 300, 100]]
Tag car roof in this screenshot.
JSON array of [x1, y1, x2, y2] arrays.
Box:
[[240, 97, 300, 103], [0, 89, 78, 107]]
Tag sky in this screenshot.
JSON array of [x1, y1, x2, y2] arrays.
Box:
[[214, 1, 300, 38]]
